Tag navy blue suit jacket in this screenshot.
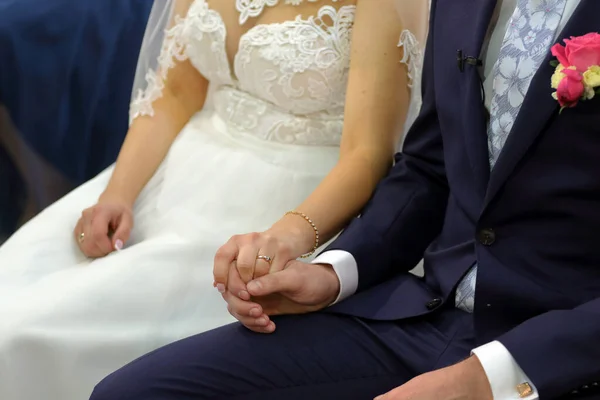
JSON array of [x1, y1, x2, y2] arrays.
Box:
[[328, 0, 600, 398]]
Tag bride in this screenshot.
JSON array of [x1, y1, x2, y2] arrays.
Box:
[[0, 0, 429, 399]]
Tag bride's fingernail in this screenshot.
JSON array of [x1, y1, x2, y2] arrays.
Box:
[[114, 239, 123, 251], [255, 317, 268, 326], [216, 284, 226, 293]]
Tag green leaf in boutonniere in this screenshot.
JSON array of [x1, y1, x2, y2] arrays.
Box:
[[550, 60, 559, 68]]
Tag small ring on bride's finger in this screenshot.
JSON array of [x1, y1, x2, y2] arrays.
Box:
[[256, 255, 272, 265], [78, 232, 85, 244]]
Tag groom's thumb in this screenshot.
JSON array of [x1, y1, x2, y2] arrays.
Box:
[[247, 270, 298, 296]]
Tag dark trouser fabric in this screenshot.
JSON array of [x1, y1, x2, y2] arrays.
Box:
[[91, 307, 474, 400]]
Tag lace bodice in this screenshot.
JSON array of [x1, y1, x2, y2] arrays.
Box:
[[131, 0, 424, 147]]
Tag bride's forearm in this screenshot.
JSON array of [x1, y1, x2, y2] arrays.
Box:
[[270, 148, 393, 254], [102, 93, 201, 206]]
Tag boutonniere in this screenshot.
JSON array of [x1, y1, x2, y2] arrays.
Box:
[[549, 32, 600, 112]]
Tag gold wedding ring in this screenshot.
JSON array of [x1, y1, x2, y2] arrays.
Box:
[[78, 232, 85, 244], [256, 255, 272, 264]]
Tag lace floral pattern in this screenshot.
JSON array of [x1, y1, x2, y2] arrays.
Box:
[[129, 1, 232, 123], [398, 29, 425, 136], [129, 1, 427, 147], [235, 5, 354, 115], [129, 15, 189, 123], [213, 87, 343, 146], [130, 0, 356, 146], [236, 0, 343, 24]]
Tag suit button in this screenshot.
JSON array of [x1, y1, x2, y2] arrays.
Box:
[[478, 228, 496, 246], [426, 298, 442, 310]]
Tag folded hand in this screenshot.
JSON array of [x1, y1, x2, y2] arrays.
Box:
[[221, 260, 340, 333], [74, 195, 133, 258], [213, 226, 314, 291]]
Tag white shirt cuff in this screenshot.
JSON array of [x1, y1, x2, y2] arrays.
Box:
[[472, 340, 539, 400], [311, 250, 358, 304]]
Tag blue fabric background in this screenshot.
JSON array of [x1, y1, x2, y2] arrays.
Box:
[[0, 0, 152, 237]]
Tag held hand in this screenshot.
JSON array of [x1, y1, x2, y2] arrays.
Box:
[[221, 261, 340, 333], [213, 225, 314, 292], [375, 357, 493, 400], [74, 195, 133, 258]]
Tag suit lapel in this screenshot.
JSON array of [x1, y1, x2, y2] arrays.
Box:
[[484, 0, 596, 208], [458, 0, 498, 199]]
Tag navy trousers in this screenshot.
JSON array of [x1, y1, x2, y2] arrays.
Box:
[[90, 307, 474, 399]]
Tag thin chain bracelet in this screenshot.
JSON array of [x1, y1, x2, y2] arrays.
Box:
[[285, 211, 319, 258]]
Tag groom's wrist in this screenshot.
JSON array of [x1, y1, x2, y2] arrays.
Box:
[[315, 263, 341, 307], [312, 250, 359, 304]]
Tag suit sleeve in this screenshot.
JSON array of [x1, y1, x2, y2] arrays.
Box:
[[497, 297, 600, 398], [324, 0, 449, 293]]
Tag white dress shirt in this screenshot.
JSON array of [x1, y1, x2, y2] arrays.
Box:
[[313, 1, 581, 399]]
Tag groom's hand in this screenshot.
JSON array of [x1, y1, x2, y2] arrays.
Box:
[[375, 356, 493, 400], [222, 261, 340, 333]]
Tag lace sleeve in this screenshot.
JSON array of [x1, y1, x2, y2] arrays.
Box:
[[129, 0, 194, 124], [395, 0, 430, 141], [398, 30, 424, 91], [398, 29, 425, 136]]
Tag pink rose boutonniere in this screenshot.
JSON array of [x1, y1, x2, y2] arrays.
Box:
[[550, 32, 600, 111]]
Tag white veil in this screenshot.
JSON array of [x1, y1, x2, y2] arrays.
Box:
[[130, 0, 196, 122]]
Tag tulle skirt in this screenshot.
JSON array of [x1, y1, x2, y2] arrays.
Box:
[[0, 109, 339, 400]]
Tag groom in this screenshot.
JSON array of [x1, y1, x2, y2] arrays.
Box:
[[91, 1, 600, 399]]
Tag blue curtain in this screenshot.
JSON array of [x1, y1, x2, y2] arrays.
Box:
[[0, 0, 152, 237]]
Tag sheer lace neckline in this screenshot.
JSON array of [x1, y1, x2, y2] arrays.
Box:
[[236, 0, 344, 24], [198, 0, 353, 84]]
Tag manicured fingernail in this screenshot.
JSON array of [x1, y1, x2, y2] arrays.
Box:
[[247, 280, 262, 292], [265, 322, 275, 332], [114, 239, 123, 251], [249, 308, 260, 317], [238, 290, 250, 300], [255, 317, 268, 326], [216, 284, 225, 293]]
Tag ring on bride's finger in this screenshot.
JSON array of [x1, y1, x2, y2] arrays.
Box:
[[78, 232, 85, 244], [256, 255, 272, 264]]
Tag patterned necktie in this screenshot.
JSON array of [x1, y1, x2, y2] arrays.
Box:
[[455, 0, 567, 313]]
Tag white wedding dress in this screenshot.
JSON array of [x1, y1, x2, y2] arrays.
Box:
[[0, 1, 425, 399]]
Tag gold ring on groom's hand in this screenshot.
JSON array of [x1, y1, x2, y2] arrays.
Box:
[[78, 232, 85, 244], [256, 255, 272, 265]]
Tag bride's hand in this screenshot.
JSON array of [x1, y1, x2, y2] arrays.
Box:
[[74, 194, 133, 258], [213, 223, 314, 292]]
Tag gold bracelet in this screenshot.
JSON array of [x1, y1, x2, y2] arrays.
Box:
[[285, 211, 319, 258]]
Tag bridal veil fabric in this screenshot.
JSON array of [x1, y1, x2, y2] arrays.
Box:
[[0, 1, 429, 399]]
